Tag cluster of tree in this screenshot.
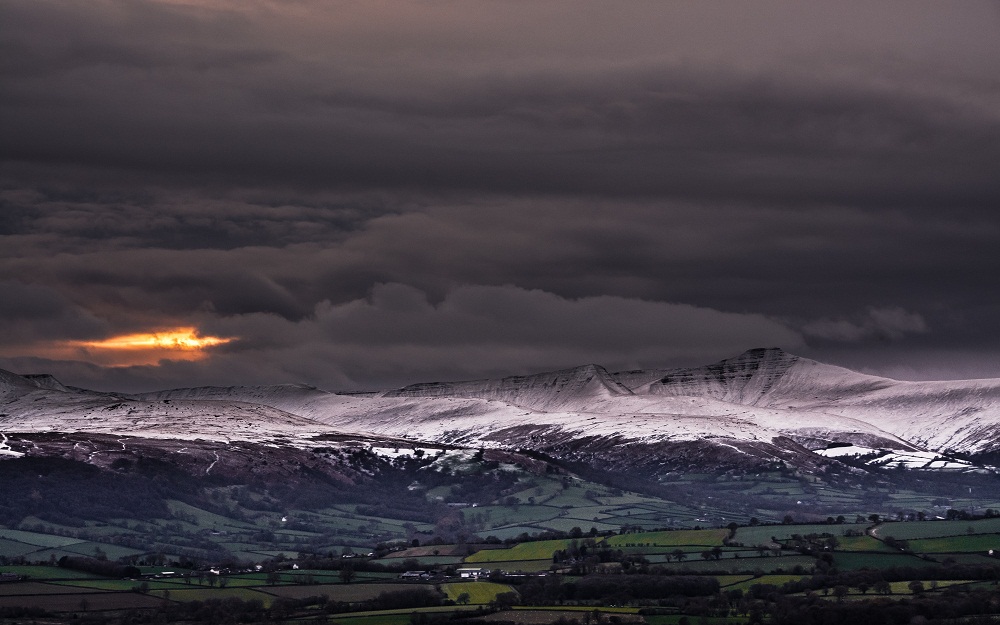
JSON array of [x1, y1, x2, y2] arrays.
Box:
[[763, 586, 1000, 625], [0, 457, 172, 526], [517, 574, 720, 605], [58, 555, 140, 579]]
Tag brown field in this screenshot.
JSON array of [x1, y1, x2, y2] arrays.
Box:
[[261, 582, 435, 601], [0, 582, 106, 596], [0, 592, 163, 611]]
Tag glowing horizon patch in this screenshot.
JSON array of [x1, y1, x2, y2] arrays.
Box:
[[55, 327, 235, 366], [74, 328, 233, 351]]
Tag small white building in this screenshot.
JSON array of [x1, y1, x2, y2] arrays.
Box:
[[457, 567, 489, 579]]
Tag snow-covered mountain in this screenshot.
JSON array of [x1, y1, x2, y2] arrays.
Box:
[[3, 348, 1000, 473]]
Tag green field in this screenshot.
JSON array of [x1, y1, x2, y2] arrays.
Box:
[[466, 539, 576, 563], [907, 534, 1000, 553], [874, 518, 1000, 541], [832, 552, 937, 570], [442, 581, 516, 604], [835, 534, 895, 552], [0, 529, 87, 548]]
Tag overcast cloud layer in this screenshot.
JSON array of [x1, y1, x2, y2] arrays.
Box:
[[2, 1, 1000, 391]]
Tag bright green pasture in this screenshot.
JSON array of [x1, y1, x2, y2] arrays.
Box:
[[443, 581, 516, 604]]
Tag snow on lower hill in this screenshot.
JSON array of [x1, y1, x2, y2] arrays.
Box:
[[0, 384, 342, 445], [814, 445, 983, 472]]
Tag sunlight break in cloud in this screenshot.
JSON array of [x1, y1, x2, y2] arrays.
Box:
[[61, 327, 235, 366]]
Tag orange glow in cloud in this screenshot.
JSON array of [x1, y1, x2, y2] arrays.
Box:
[[59, 327, 235, 366], [75, 328, 232, 351]]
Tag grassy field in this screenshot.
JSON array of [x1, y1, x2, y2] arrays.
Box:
[[874, 518, 1000, 541], [907, 534, 1000, 553], [835, 534, 895, 552], [832, 552, 937, 570], [442, 581, 516, 604], [466, 539, 576, 563], [0, 529, 86, 548], [0, 538, 45, 558]]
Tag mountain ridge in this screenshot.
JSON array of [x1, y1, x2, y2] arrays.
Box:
[[4, 348, 1000, 474]]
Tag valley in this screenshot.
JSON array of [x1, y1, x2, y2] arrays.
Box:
[[5, 348, 1000, 622]]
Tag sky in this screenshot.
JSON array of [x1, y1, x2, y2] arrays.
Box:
[[2, 0, 1000, 392]]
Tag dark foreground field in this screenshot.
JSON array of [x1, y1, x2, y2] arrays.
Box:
[[7, 515, 1000, 624]]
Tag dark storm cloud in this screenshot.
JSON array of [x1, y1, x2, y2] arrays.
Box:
[[2, 0, 1000, 390], [0, 284, 803, 392], [3, 1, 999, 201]]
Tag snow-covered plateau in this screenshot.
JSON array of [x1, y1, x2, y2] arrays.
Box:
[[3, 348, 1000, 474]]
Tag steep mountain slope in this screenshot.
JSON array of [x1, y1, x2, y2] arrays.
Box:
[[645, 348, 1000, 453], [0, 368, 50, 400]]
